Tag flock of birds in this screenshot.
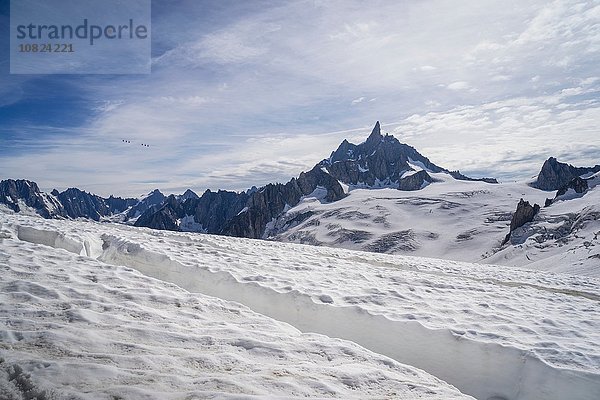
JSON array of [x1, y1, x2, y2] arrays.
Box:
[[122, 139, 150, 147]]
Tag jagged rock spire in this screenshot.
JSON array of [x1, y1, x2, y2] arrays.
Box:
[[365, 121, 383, 147]]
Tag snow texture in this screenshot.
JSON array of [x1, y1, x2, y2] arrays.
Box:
[[0, 211, 470, 400], [1, 210, 599, 399]]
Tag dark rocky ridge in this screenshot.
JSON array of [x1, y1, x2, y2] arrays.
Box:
[[556, 177, 589, 197], [398, 170, 436, 191], [533, 157, 600, 191], [134, 165, 345, 238], [135, 190, 250, 233], [133, 195, 184, 231], [56, 188, 137, 221], [222, 165, 345, 238], [126, 189, 166, 220], [134, 122, 498, 238], [0, 179, 62, 218], [179, 189, 199, 201], [0, 179, 137, 221]]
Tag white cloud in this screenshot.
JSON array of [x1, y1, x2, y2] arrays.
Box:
[[392, 86, 600, 181], [447, 81, 470, 90]]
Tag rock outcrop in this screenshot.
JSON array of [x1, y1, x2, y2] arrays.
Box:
[[134, 165, 345, 239], [57, 188, 111, 221], [179, 189, 199, 201], [222, 166, 345, 238], [556, 176, 589, 197], [533, 157, 600, 191], [133, 195, 184, 231], [502, 199, 540, 245], [544, 176, 589, 207], [398, 170, 435, 191]]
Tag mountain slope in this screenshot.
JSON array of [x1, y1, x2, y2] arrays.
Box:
[[1, 123, 597, 276], [0, 179, 63, 218], [0, 179, 141, 221], [134, 164, 347, 238]]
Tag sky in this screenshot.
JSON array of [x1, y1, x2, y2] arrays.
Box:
[[0, 0, 599, 197]]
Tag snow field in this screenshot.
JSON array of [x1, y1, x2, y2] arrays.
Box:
[[274, 173, 600, 276], [0, 219, 472, 399], [2, 211, 600, 399]]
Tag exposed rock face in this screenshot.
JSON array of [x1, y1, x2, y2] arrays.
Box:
[[106, 195, 139, 214], [135, 190, 249, 233], [0, 179, 62, 218], [533, 157, 600, 191], [56, 188, 137, 221], [134, 165, 346, 239], [134, 195, 183, 231], [448, 171, 498, 184], [188, 190, 248, 233], [57, 188, 113, 221], [0, 179, 136, 221], [179, 189, 199, 201], [126, 189, 166, 220], [320, 121, 497, 186], [544, 177, 589, 207], [556, 176, 589, 197], [398, 170, 435, 191], [502, 199, 540, 245], [223, 166, 345, 238], [320, 122, 443, 187]]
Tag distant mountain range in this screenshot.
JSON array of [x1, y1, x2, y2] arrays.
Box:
[[2, 121, 599, 273]]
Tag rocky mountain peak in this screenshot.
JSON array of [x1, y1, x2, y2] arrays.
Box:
[[321, 121, 497, 190], [364, 121, 383, 148], [533, 157, 600, 191], [145, 189, 164, 198], [180, 189, 199, 201]]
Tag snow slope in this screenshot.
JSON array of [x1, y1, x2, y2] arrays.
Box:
[[487, 173, 600, 275], [0, 212, 471, 399], [2, 210, 599, 400], [269, 172, 600, 276]]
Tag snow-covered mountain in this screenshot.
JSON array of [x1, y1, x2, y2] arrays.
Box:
[[271, 167, 600, 276], [319, 121, 497, 190], [1, 209, 598, 399]]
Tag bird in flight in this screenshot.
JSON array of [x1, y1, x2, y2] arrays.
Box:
[[122, 139, 149, 147]]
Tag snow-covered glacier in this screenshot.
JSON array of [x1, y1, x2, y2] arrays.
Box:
[[1, 209, 599, 399]]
